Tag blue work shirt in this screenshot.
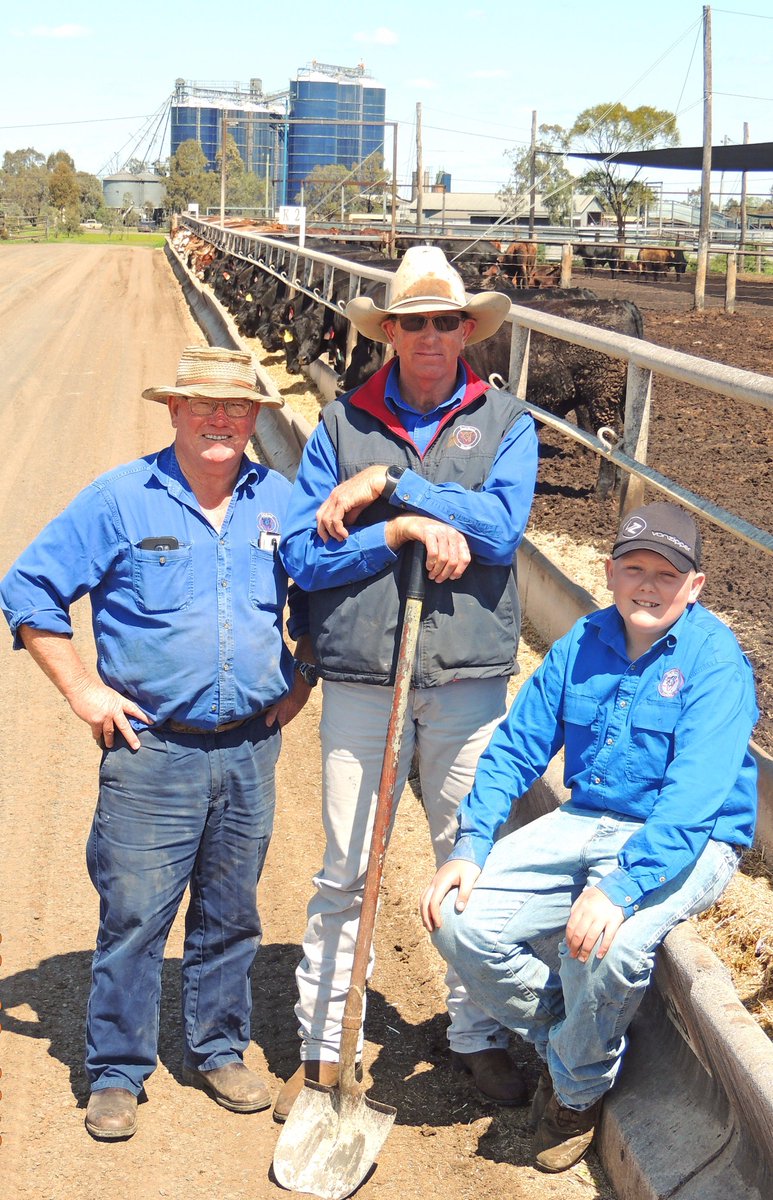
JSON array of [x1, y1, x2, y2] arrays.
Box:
[[1, 445, 304, 731], [281, 362, 538, 594], [450, 601, 758, 915]]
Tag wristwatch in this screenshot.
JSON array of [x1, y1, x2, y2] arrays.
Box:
[[293, 658, 319, 688], [382, 464, 406, 502]]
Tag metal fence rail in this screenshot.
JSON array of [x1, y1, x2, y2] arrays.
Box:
[[181, 215, 773, 557]]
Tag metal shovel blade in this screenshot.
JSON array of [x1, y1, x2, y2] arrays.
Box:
[[273, 1080, 396, 1200]]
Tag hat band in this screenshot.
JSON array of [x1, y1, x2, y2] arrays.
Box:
[[175, 375, 254, 391]]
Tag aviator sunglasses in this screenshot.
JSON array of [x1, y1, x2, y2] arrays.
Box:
[[395, 313, 467, 333]]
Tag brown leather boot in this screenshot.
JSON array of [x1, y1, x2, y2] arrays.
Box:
[[182, 1061, 271, 1113], [533, 1092, 603, 1172], [451, 1047, 527, 1106], [529, 1064, 553, 1130], [272, 1060, 362, 1124], [85, 1088, 138, 1140]]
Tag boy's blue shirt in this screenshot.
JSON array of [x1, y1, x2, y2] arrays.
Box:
[[451, 600, 758, 915]]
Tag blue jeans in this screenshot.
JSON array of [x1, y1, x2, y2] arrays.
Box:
[[433, 803, 739, 1110], [85, 716, 279, 1094]]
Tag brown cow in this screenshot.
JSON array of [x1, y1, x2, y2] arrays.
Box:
[[496, 240, 538, 288], [637, 246, 688, 281]]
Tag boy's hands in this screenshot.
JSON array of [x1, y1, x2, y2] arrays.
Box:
[[566, 886, 625, 962], [420, 860, 481, 932]]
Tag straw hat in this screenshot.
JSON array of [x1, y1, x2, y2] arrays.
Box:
[[142, 345, 283, 407], [345, 245, 511, 345]]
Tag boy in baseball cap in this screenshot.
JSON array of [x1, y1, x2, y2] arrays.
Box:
[[421, 501, 758, 1172]]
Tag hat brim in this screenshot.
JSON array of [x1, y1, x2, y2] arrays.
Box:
[[142, 384, 283, 408], [345, 290, 511, 345], [612, 540, 696, 573]]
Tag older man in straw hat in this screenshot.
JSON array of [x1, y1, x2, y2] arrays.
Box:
[[1, 345, 312, 1140], [276, 246, 539, 1118]]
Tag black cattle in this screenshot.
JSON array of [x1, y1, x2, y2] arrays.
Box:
[[464, 297, 643, 496], [573, 243, 625, 279]]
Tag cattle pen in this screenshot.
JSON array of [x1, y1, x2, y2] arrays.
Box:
[[163, 215, 773, 1199]]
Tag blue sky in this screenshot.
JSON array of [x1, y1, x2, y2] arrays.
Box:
[[2, 1, 772, 204]]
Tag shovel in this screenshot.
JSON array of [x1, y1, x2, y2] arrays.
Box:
[[273, 541, 426, 1200]]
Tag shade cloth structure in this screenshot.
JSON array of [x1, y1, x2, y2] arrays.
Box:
[[564, 142, 773, 172]]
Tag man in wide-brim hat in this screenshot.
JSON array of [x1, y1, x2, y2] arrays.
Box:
[[1, 344, 311, 1140], [275, 246, 540, 1118]]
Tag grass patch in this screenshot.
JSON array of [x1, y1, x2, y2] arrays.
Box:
[[2, 229, 167, 248]]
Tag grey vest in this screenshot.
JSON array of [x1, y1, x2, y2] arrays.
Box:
[[311, 383, 528, 688]]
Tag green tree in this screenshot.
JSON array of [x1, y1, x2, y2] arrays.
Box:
[[165, 139, 218, 213], [570, 103, 679, 240], [299, 153, 389, 221], [77, 170, 103, 217], [1, 147, 48, 220], [498, 123, 574, 224], [48, 158, 80, 214], [46, 149, 76, 172]]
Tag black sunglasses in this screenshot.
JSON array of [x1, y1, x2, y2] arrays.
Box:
[[395, 313, 467, 333]]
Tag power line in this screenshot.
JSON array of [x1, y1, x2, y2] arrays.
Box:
[[0, 114, 151, 131]]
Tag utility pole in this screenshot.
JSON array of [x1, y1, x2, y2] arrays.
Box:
[[740, 121, 749, 257], [529, 110, 537, 240], [416, 102, 424, 234], [695, 4, 712, 311], [219, 110, 227, 226]]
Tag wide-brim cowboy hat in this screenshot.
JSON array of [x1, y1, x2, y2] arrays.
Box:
[[345, 245, 511, 345], [142, 345, 283, 407]]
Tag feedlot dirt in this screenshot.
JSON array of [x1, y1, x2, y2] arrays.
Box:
[[0, 245, 770, 1200]]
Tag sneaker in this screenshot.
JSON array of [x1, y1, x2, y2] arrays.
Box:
[[533, 1091, 603, 1172]]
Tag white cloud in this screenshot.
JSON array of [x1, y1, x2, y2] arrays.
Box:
[[27, 24, 91, 38], [353, 27, 399, 45], [467, 68, 509, 80], [407, 78, 437, 91]]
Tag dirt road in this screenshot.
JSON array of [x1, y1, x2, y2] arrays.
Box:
[[0, 245, 614, 1199]]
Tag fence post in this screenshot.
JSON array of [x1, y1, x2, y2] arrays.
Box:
[[726, 253, 737, 314], [507, 322, 531, 399], [619, 362, 653, 517], [560, 242, 573, 289]]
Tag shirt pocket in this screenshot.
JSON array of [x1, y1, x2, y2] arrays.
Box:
[[625, 702, 679, 782], [562, 692, 600, 762], [132, 544, 193, 614], [249, 541, 284, 613]]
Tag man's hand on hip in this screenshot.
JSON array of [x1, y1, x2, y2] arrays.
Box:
[[66, 678, 150, 750]]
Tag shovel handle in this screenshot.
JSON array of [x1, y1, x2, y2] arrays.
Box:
[[339, 541, 426, 1091]]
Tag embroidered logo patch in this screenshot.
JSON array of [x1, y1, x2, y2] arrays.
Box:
[[449, 425, 481, 450], [258, 512, 280, 534], [621, 515, 647, 539], [658, 668, 685, 698]]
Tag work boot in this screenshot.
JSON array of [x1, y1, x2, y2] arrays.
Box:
[[533, 1092, 603, 1172], [451, 1048, 527, 1106], [272, 1060, 362, 1124], [85, 1088, 138, 1140], [529, 1063, 553, 1130], [182, 1061, 271, 1113]]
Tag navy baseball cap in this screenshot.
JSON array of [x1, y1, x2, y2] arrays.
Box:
[[612, 502, 701, 573]]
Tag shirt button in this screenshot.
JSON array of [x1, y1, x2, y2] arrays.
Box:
[[223, 663, 230, 672], [606, 737, 613, 746], [593, 776, 601, 784], [159, 556, 166, 565], [211, 704, 217, 712], [659, 875, 666, 883], [221, 579, 228, 587], [619, 700, 628, 708], [633, 904, 640, 911], [625, 896, 633, 903]]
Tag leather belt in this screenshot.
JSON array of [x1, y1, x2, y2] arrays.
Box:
[[165, 712, 266, 736]]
